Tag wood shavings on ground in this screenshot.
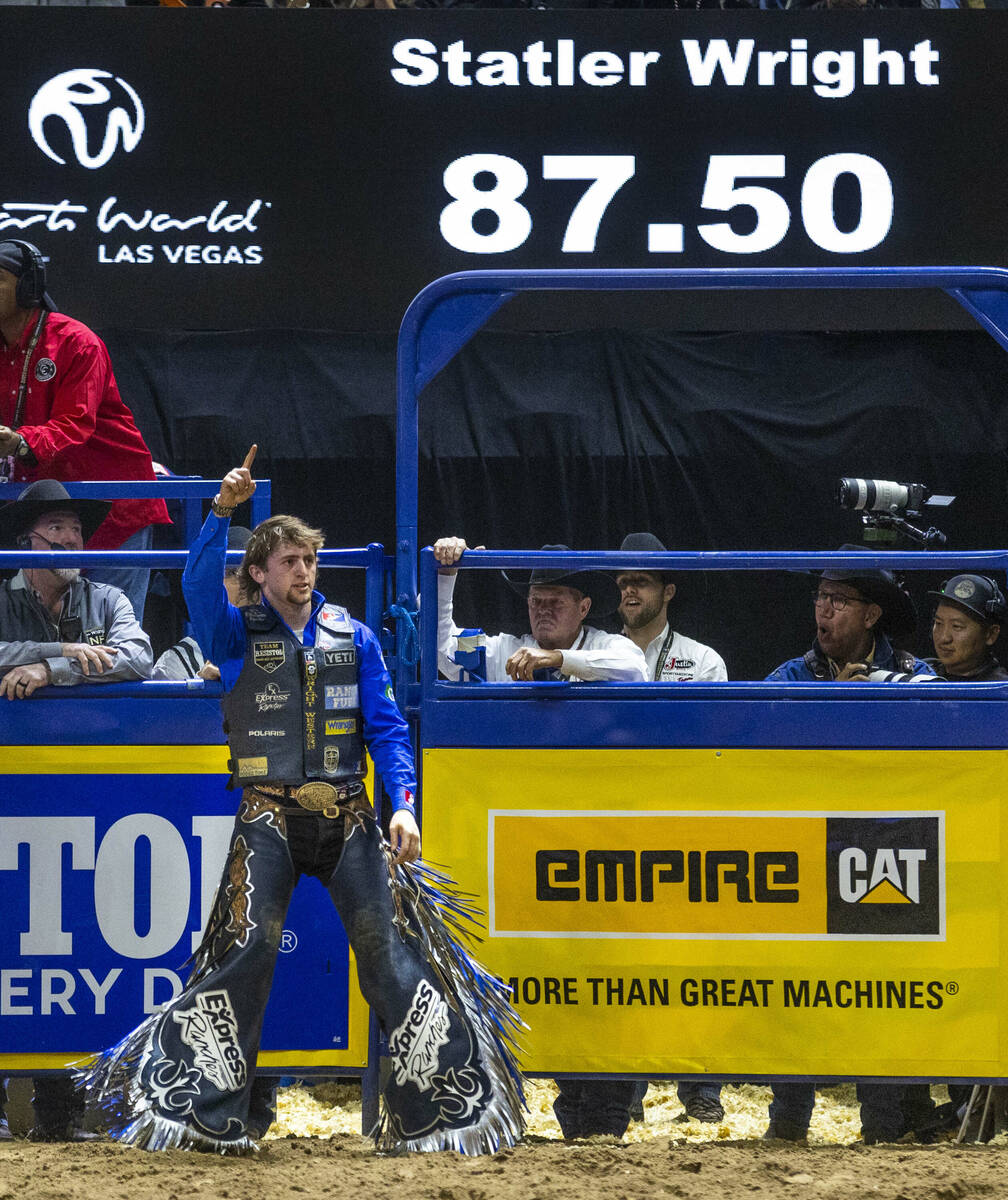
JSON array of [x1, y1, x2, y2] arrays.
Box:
[[265, 1080, 866, 1145]]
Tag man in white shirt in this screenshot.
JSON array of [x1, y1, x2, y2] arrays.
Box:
[[617, 531, 727, 1126], [433, 537, 647, 683], [616, 532, 727, 683], [432, 536, 646, 1138]]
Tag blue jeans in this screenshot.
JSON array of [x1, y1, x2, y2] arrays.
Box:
[[769, 1081, 934, 1141], [86, 524, 153, 624]]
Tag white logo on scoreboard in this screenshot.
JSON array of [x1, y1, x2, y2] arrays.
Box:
[[29, 69, 144, 170]]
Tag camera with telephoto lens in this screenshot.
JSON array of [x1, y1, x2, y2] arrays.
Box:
[[836, 477, 955, 548], [865, 668, 941, 684]]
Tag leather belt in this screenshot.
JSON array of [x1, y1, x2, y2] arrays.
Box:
[[250, 780, 368, 817]]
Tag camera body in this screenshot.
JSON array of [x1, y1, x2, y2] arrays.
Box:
[[836, 477, 954, 549]]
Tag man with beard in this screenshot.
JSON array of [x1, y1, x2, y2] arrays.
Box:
[[616, 532, 727, 684], [0, 478, 152, 700], [615, 532, 727, 1125], [0, 478, 151, 1140]]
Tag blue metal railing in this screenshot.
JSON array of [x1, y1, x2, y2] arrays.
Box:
[[419, 546, 1008, 703], [395, 265, 1008, 687], [0, 478, 273, 548]]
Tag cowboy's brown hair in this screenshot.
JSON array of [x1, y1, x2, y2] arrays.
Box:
[[238, 515, 324, 599]]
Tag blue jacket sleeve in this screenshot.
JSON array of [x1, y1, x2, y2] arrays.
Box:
[[181, 511, 246, 690], [354, 619, 418, 814], [765, 656, 809, 682]]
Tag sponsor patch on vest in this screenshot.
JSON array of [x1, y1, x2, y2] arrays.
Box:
[[325, 717, 358, 736], [172, 989, 247, 1093], [325, 684, 359, 710], [248, 729, 285, 738], [323, 649, 355, 667], [388, 979, 451, 1092], [323, 745, 340, 774], [34, 357, 56, 382], [84, 627, 105, 646], [237, 756, 269, 778], [253, 640, 285, 674], [255, 682, 291, 712]]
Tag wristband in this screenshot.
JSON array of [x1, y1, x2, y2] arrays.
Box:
[[211, 494, 236, 518]]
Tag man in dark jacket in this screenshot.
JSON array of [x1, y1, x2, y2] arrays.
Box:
[[766, 550, 929, 683], [928, 574, 1008, 681], [0, 479, 151, 1139], [0, 479, 152, 699]]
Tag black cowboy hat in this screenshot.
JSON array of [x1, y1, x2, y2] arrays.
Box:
[[502, 545, 621, 617], [819, 545, 917, 642], [619, 531, 667, 556], [0, 479, 111, 547]]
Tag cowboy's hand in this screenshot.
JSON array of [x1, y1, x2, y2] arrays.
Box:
[[1, 661, 50, 700], [836, 661, 871, 682], [389, 809, 421, 864], [61, 642, 118, 676], [198, 661, 222, 681], [432, 536, 484, 575], [0, 426, 21, 456], [506, 647, 563, 680], [218, 444, 258, 509]]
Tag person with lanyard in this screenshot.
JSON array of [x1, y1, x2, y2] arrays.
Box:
[[613, 532, 727, 1126], [927, 574, 1008, 681], [80, 448, 525, 1155], [0, 240, 169, 623], [615, 532, 727, 684]]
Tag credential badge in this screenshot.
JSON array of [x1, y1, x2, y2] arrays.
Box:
[[34, 358, 56, 382]]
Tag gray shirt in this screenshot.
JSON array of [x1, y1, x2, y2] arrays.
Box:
[[0, 570, 152, 685]]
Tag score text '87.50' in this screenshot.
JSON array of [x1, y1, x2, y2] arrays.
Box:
[[440, 153, 894, 256]]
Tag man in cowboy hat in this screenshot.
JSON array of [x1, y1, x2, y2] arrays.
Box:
[[616, 532, 727, 684], [766, 547, 930, 683], [0, 478, 151, 1140], [0, 240, 170, 622], [0, 478, 152, 700], [432, 536, 647, 683], [763, 548, 940, 1144], [927, 574, 1008, 681], [433, 536, 645, 1139]]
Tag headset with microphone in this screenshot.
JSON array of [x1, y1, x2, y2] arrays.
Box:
[[2, 240, 49, 309], [16, 530, 74, 552]]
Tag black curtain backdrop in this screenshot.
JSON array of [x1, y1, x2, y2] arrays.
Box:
[[103, 327, 1008, 679]]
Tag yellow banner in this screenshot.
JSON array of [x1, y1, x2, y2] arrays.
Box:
[[422, 748, 1004, 1078]]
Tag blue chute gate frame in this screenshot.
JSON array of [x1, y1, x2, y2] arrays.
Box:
[[395, 267, 1008, 1106]]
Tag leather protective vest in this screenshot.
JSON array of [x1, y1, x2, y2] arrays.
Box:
[[222, 603, 365, 788]]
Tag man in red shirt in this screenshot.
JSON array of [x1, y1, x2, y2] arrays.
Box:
[[0, 240, 169, 621]]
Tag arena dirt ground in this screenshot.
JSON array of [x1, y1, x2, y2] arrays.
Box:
[[3, 1082, 1007, 1200]]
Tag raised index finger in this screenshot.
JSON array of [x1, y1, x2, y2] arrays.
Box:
[[241, 444, 258, 472]]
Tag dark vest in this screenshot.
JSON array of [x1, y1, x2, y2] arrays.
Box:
[[222, 603, 365, 789]]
